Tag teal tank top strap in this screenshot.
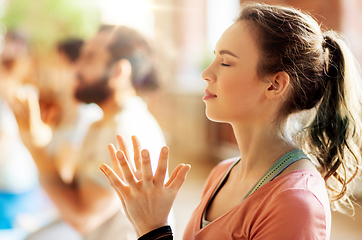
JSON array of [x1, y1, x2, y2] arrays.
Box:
[[242, 149, 308, 200]]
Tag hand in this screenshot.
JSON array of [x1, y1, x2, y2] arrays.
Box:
[[102, 135, 143, 235], [10, 88, 52, 149], [100, 135, 191, 237]]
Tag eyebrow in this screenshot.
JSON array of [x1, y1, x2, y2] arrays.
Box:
[[214, 50, 239, 58]]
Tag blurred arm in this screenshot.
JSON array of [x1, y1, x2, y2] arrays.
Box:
[[39, 169, 120, 234], [11, 89, 120, 234]]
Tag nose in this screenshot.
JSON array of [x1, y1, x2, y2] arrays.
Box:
[[201, 62, 216, 83]]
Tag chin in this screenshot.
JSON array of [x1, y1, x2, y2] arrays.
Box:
[[205, 108, 227, 123]]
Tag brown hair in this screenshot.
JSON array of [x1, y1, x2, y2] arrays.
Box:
[[57, 38, 84, 63], [238, 3, 362, 211], [98, 25, 159, 92]]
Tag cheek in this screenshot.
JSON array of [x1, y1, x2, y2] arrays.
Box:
[[219, 75, 250, 104], [219, 75, 265, 113]]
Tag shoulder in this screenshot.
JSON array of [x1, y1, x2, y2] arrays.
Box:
[[264, 188, 329, 238], [115, 96, 164, 136], [269, 187, 326, 217], [249, 171, 331, 239], [118, 97, 149, 117], [115, 97, 162, 133], [265, 169, 329, 208], [275, 169, 328, 202], [257, 170, 330, 235]]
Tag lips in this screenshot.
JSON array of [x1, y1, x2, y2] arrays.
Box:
[[203, 89, 217, 100]]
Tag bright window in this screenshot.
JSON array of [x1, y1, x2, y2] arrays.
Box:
[[206, 0, 240, 50], [97, 0, 155, 38]]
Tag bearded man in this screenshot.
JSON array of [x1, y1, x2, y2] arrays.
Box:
[[15, 25, 166, 240]]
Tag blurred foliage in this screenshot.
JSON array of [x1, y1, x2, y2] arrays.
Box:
[[1, 0, 100, 55]]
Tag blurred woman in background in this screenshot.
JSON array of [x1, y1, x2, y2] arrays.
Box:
[[0, 31, 48, 234]]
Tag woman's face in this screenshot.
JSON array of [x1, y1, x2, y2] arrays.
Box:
[[202, 21, 270, 124]]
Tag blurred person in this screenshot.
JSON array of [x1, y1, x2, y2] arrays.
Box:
[[101, 3, 362, 240], [38, 38, 102, 183], [0, 31, 50, 235], [0, 31, 37, 100], [12, 25, 166, 240], [19, 38, 103, 240]]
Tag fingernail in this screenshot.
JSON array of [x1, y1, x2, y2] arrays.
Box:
[[116, 151, 123, 159], [100, 165, 107, 172], [142, 150, 149, 158], [185, 165, 191, 178], [162, 147, 169, 154]]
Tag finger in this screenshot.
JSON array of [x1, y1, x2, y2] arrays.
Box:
[[12, 93, 27, 118], [164, 164, 184, 187], [19, 90, 31, 113], [109, 174, 126, 201], [12, 96, 29, 127], [167, 164, 191, 191], [9, 98, 23, 122], [100, 163, 128, 194], [107, 144, 124, 180], [141, 149, 153, 183], [100, 167, 132, 231], [116, 150, 138, 186], [27, 90, 42, 122], [131, 135, 142, 171], [154, 146, 169, 186], [116, 135, 130, 161]]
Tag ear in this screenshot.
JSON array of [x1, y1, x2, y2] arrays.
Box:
[[109, 58, 132, 87], [264, 71, 290, 100]]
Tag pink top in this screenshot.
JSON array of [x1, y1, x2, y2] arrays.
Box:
[[183, 158, 331, 240]]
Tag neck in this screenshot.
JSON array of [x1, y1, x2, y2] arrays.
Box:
[[231, 121, 296, 180], [98, 88, 137, 119]]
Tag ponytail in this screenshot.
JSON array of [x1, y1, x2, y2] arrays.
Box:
[[239, 3, 362, 212], [307, 31, 362, 211]]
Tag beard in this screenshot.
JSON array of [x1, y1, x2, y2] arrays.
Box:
[[74, 70, 113, 105]]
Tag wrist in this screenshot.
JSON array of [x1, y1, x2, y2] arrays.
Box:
[[138, 222, 169, 237], [138, 225, 172, 240]]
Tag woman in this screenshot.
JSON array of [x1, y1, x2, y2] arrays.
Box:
[[100, 3, 362, 239]]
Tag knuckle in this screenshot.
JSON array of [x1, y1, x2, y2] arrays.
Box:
[[119, 160, 128, 166], [144, 175, 153, 181]]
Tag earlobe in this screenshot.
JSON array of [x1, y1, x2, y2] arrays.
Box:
[[265, 71, 290, 99]]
